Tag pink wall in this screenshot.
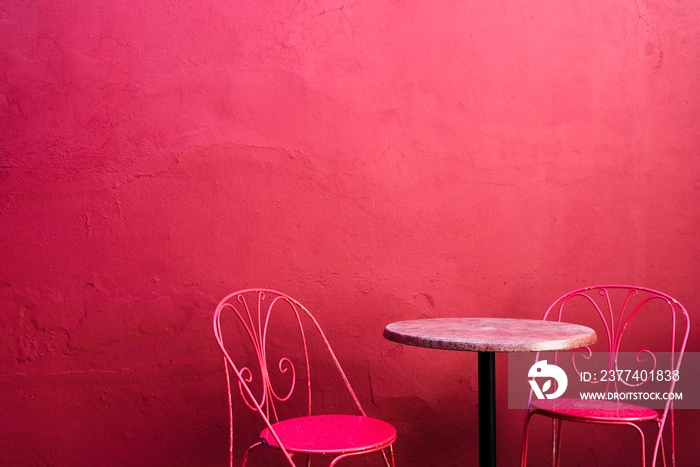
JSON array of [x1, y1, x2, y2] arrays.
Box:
[[1, 1, 699, 465]]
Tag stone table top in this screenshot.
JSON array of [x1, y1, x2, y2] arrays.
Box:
[[383, 317, 597, 352]]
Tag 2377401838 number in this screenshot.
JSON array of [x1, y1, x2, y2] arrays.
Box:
[[580, 369, 680, 383]]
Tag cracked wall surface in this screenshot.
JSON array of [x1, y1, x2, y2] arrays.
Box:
[[1, 0, 700, 465]]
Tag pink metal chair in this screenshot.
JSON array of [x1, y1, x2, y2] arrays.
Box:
[[521, 286, 690, 467], [213, 289, 397, 466]]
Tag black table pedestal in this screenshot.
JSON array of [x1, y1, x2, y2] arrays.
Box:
[[478, 351, 496, 467]]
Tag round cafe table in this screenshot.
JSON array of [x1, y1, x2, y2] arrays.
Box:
[[383, 318, 596, 467]]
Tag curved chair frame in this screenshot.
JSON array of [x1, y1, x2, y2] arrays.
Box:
[[213, 289, 396, 466], [521, 285, 690, 467]]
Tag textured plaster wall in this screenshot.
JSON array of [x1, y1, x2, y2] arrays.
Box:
[[1, 1, 699, 465]]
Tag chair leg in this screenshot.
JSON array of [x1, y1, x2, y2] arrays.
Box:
[[521, 411, 536, 467], [386, 445, 396, 467], [379, 446, 395, 467], [242, 441, 264, 466], [654, 420, 668, 467], [380, 449, 389, 467], [552, 419, 562, 467], [628, 422, 646, 467]]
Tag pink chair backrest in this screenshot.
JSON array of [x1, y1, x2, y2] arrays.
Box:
[[213, 289, 366, 450]]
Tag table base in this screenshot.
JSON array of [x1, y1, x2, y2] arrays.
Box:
[[478, 352, 496, 467]]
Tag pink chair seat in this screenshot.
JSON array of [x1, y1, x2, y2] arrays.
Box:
[[531, 397, 659, 423], [261, 414, 397, 454]]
